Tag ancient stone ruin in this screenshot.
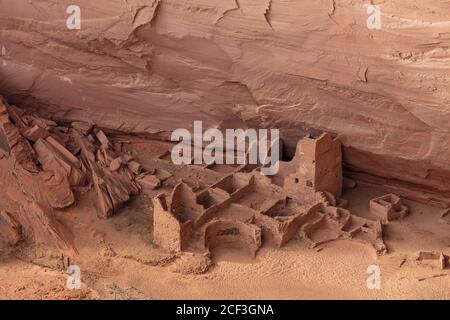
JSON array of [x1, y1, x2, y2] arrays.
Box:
[[0, 95, 395, 262], [370, 194, 409, 224], [152, 131, 388, 258]]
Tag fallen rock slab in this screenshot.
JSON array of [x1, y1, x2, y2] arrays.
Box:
[[137, 174, 161, 191]]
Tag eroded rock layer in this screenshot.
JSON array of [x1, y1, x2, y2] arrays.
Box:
[[1, 1, 450, 205]]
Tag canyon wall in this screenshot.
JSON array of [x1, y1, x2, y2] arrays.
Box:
[[1, 0, 450, 205]]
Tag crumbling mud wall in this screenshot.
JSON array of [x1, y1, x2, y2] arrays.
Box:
[[1, 1, 450, 206], [152, 193, 194, 252], [204, 219, 262, 257]]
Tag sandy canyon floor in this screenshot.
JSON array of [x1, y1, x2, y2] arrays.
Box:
[[0, 137, 449, 300]]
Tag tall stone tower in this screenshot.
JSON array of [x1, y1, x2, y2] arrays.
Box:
[[285, 132, 342, 199]]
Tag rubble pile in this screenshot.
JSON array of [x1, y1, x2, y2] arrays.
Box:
[[0, 98, 150, 253]]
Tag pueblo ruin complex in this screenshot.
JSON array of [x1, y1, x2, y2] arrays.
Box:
[[153, 131, 388, 257], [0, 94, 449, 299], [0, 96, 407, 262]]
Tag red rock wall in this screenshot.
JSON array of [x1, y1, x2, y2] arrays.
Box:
[[1, 1, 450, 204]]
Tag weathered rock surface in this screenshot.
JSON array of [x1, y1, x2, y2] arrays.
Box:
[[72, 129, 141, 218], [0, 97, 145, 255], [16, 200, 77, 255], [0, 210, 22, 250], [1, 1, 450, 205]]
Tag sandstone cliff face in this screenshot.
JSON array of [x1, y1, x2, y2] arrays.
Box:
[[1, 1, 450, 205]]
